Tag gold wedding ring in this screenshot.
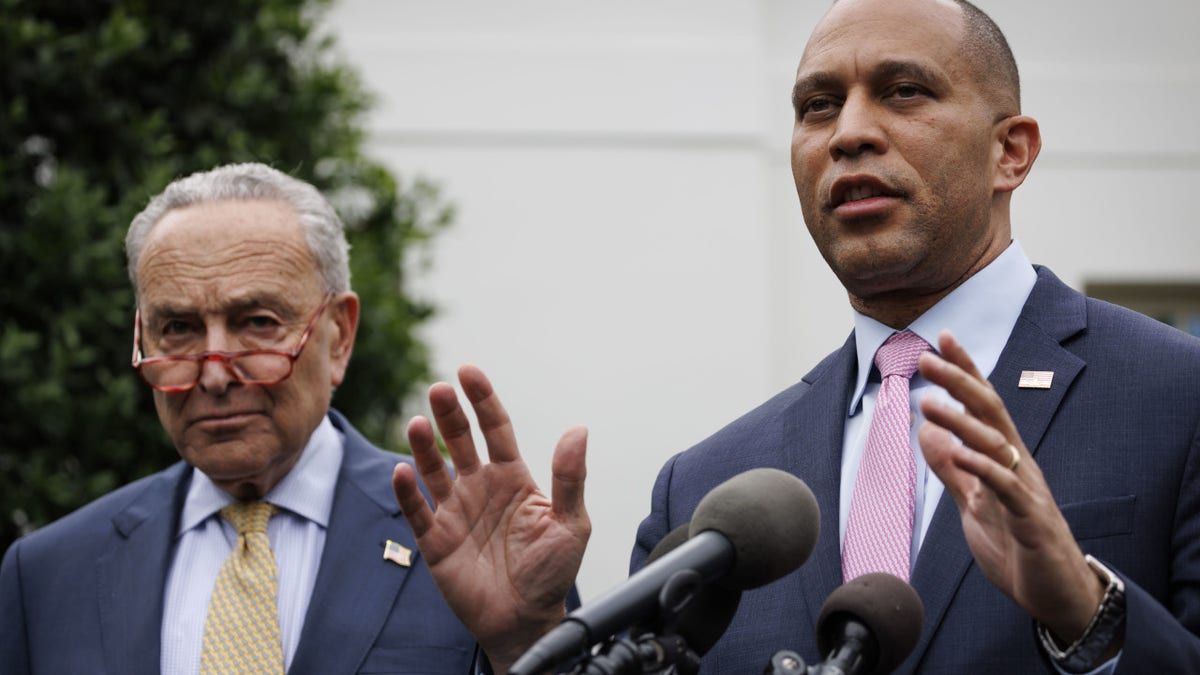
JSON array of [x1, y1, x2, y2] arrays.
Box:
[[1006, 444, 1021, 472]]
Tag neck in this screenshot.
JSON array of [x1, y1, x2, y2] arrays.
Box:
[[849, 292, 945, 330], [850, 236, 1013, 329]]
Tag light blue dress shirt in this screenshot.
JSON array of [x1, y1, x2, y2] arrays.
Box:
[[838, 241, 1117, 674], [839, 240, 1037, 560], [161, 415, 344, 675]]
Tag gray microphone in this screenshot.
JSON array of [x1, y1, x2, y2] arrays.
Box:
[[630, 522, 742, 655], [509, 468, 820, 675]]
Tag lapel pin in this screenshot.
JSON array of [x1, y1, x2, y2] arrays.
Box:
[[383, 539, 413, 567], [1018, 370, 1054, 389]]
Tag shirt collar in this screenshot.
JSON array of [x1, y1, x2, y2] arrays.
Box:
[[177, 414, 345, 535], [846, 240, 1038, 416]]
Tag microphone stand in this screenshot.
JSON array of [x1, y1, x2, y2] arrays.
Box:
[[763, 650, 810, 675], [570, 633, 701, 675], [565, 569, 706, 675]]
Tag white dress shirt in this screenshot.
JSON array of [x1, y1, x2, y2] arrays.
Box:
[[161, 415, 344, 675]]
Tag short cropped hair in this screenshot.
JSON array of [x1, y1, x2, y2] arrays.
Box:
[[125, 163, 351, 296], [954, 0, 1021, 112]]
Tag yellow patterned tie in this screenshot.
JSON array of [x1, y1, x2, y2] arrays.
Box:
[[200, 501, 285, 675]]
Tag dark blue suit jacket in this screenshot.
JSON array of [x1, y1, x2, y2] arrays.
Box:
[[0, 409, 477, 674], [632, 267, 1200, 673]]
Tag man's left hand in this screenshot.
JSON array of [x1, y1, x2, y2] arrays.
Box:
[[917, 330, 1110, 648]]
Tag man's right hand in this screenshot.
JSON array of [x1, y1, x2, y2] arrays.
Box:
[[391, 364, 591, 674]]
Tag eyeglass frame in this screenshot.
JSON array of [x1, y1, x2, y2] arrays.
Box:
[[131, 292, 336, 393]]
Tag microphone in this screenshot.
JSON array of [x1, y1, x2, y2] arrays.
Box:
[[630, 523, 742, 655], [812, 573, 924, 675], [509, 468, 820, 675]]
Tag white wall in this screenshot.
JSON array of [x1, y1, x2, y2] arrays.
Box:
[[322, 0, 1200, 599]]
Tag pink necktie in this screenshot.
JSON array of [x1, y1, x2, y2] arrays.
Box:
[[842, 330, 931, 583]]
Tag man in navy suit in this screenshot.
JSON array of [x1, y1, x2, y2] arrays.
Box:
[[392, 0, 1200, 673], [0, 163, 478, 674]]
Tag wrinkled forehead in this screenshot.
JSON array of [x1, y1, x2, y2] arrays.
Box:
[[136, 199, 322, 307], [798, 0, 966, 77]]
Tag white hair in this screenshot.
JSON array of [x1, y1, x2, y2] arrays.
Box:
[[125, 163, 350, 295]]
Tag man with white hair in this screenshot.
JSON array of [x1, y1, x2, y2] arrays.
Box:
[[1, 163, 479, 674]]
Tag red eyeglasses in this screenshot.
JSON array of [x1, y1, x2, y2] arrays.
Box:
[[132, 293, 334, 392]]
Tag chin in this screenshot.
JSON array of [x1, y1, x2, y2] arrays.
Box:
[[182, 439, 276, 478]]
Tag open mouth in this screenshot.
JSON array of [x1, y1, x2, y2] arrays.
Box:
[[830, 176, 903, 208]]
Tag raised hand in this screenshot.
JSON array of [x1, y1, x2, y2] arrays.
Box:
[[916, 331, 1109, 648], [391, 364, 591, 673]]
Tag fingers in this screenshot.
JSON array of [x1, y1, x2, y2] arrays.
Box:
[[932, 329, 985, 381], [918, 417, 1022, 499], [408, 364, 580, 513], [392, 462, 435, 537], [916, 329, 1044, 517], [457, 364, 522, 464], [920, 396, 1014, 473], [416, 365, 520, 484], [406, 415, 455, 505], [428, 380, 485, 477], [551, 426, 589, 522], [918, 330, 1026, 471]]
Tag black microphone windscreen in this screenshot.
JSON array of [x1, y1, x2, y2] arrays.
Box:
[[637, 523, 742, 655], [688, 468, 820, 590], [817, 573, 924, 675]]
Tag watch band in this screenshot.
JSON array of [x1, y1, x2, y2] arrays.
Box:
[[1036, 554, 1126, 673]]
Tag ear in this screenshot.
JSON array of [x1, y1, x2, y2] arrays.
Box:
[[327, 291, 360, 388], [993, 115, 1041, 194]]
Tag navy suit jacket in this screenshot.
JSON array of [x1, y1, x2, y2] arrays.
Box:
[[0, 409, 477, 674], [632, 267, 1200, 673]]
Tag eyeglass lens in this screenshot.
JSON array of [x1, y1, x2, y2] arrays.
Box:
[[141, 352, 294, 389]]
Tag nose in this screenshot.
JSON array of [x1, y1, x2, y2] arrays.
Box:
[[197, 354, 238, 395], [196, 329, 239, 395], [828, 91, 887, 159]]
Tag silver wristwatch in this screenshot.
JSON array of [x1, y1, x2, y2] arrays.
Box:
[[1036, 554, 1126, 673]]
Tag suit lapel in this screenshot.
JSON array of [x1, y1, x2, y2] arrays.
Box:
[[95, 462, 190, 674], [902, 268, 1087, 673], [290, 414, 419, 674], [990, 269, 1087, 458], [783, 335, 858, 637]]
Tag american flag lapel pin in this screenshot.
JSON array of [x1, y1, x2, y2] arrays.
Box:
[[383, 539, 413, 567], [1018, 370, 1054, 389]]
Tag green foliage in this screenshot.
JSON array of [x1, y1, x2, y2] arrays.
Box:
[[0, 0, 449, 551]]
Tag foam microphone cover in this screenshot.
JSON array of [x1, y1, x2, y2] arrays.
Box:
[[817, 572, 924, 675], [637, 523, 742, 655], [688, 468, 820, 590]]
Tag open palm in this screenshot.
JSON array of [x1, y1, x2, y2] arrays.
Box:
[[392, 365, 590, 672]]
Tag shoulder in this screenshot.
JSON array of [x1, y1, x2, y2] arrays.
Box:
[[658, 339, 852, 486], [1072, 292, 1200, 382], [1084, 295, 1200, 353], [1028, 266, 1199, 354], [1022, 267, 1200, 379]]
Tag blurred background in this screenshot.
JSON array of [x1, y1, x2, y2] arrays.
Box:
[[4, 0, 1198, 601]]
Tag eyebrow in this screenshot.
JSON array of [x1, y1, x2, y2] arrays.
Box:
[[143, 295, 296, 322], [871, 59, 950, 91], [792, 71, 842, 111], [792, 59, 951, 110]]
